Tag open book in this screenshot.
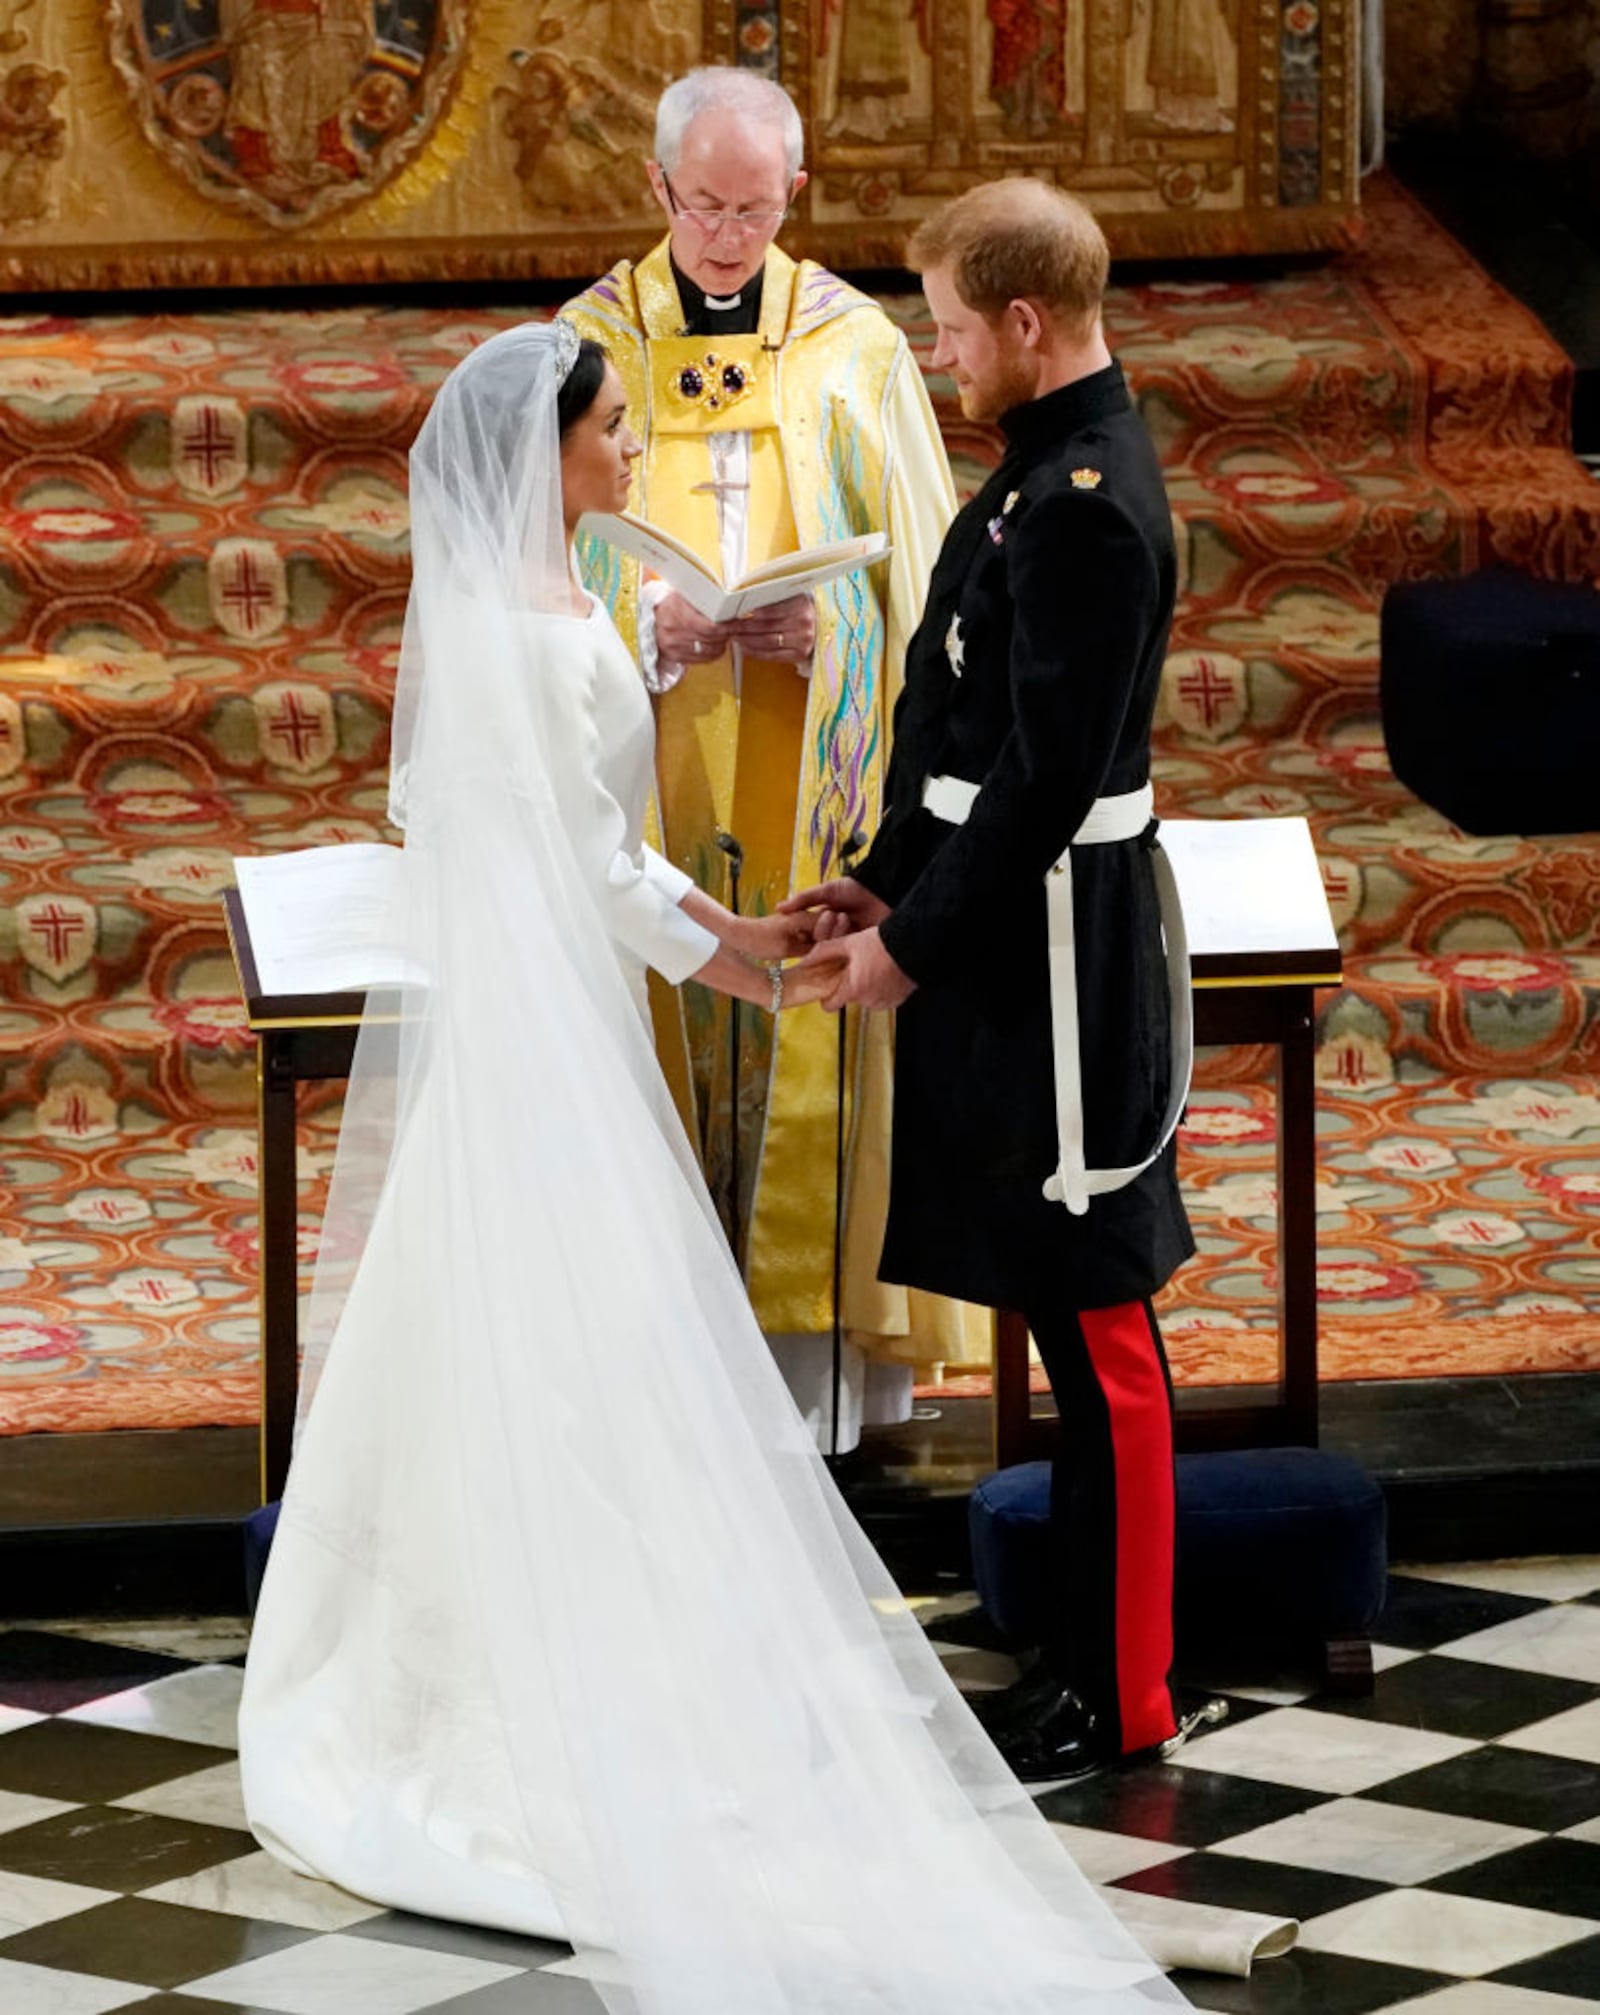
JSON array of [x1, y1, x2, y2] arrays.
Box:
[[586, 512, 890, 622]]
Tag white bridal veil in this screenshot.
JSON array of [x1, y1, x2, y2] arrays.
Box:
[[238, 323, 1190, 2015]]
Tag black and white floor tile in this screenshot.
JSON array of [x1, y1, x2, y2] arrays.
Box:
[[1, 1560, 1599, 2012]]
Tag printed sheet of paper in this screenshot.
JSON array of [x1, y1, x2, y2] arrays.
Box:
[[233, 844, 416, 997], [1159, 817, 1339, 961]]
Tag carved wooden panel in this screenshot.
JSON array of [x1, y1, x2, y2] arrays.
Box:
[[0, 0, 1359, 293]]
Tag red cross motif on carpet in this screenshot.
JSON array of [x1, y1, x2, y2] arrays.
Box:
[[254, 683, 334, 774], [18, 896, 95, 984], [1319, 859, 1358, 924], [1166, 651, 1245, 739], [209, 538, 286, 640], [173, 397, 247, 499]]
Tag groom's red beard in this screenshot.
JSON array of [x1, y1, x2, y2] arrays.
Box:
[[958, 345, 1038, 425]]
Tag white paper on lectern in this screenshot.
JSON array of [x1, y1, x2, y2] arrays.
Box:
[[235, 821, 1334, 999], [233, 844, 417, 997], [1158, 816, 1340, 961], [586, 511, 890, 622]]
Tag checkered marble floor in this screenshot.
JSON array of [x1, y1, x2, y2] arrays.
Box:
[[2, 1562, 1600, 2013]]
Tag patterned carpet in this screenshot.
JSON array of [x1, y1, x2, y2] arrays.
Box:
[[1, 170, 1598, 1434], [3, 1558, 1600, 2012]]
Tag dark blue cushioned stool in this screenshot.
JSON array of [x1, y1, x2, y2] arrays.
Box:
[[243, 1499, 282, 1613], [1380, 571, 1600, 836], [969, 1448, 1387, 1693]]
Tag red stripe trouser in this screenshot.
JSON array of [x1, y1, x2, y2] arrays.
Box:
[[1022, 1297, 1178, 1756]]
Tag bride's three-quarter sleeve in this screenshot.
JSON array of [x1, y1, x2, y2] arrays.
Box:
[[598, 829, 717, 983], [641, 846, 694, 907], [575, 679, 718, 988]]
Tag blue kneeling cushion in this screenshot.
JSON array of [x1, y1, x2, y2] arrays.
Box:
[[243, 1499, 281, 1613], [970, 1447, 1387, 1648]]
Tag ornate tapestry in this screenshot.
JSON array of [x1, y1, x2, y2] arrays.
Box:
[[0, 0, 1359, 291]]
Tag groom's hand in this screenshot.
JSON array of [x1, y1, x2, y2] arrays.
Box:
[[780, 876, 889, 944], [799, 926, 914, 1012]]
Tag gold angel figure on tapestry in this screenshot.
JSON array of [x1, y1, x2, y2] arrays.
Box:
[[818, 0, 931, 143], [0, 0, 63, 230], [1130, 0, 1236, 135], [0, 61, 65, 228], [220, 0, 372, 188], [499, 5, 676, 220]]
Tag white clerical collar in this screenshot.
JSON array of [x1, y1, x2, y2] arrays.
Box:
[[703, 290, 742, 312]]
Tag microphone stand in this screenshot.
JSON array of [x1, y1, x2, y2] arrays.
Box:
[[714, 829, 744, 1262], [828, 831, 868, 1464]]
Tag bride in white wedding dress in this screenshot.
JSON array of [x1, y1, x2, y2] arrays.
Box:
[[238, 320, 1189, 2015]]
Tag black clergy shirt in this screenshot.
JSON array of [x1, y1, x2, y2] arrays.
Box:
[[671, 258, 765, 338]]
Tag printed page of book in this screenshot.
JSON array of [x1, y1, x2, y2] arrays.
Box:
[[233, 844, 415, 997], [585, 514, 890, 621], [583, 513, 724, 616], [719, 532, 891, 618], [1159, 817, 1340, 960]]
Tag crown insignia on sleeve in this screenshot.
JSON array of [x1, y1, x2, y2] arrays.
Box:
[[1070, 467, 1103, 489]]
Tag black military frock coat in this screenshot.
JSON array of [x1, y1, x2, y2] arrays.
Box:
[[855, 363, 1194, 1312]]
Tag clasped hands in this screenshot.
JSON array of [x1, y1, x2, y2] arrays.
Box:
[[655, 590, 816, 669], [729, 881, 912, 1012]]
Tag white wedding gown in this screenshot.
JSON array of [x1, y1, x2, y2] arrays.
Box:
[[239, 600, 715, 1945], [239, 321, 1189, 2015]]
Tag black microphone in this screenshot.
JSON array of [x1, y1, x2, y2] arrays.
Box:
[[828, 829, 868, 1466], [714, 829, 744, 883], [714, 830, 744, 1262]]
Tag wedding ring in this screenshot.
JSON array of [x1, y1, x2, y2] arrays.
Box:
[[777, 631, 785, 649]]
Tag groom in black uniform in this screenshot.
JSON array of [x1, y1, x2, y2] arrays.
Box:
[[788, 178, 1195, 1780]]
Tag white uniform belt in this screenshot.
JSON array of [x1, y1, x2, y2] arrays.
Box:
[[920, 773, 1193, 1216]]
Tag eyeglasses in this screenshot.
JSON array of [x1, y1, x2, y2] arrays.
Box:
[[660, 170, 792, 241]]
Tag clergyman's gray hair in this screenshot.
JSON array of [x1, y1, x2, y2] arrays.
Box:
[[654, 68, 804, 181]]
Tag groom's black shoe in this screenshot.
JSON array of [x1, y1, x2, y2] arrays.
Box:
[[998, 1688, 1233, 1785], [968, 1660, 1066, 1738], [994, 1685, 1109, 1784]]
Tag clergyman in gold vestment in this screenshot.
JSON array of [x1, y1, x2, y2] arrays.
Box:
[[563, 68, 988, 1418]]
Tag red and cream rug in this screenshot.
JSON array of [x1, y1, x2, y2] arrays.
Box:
[[1, 173, 1596, 1431]]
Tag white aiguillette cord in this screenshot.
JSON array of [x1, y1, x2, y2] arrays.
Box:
[[1042, 821, 1192, 1215], [920, 775, 1194, 1217]]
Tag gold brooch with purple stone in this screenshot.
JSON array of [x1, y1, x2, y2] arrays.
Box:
[[672, 353, 752, 415]]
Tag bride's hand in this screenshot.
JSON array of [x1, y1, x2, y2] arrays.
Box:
[[778, 955, 846, 1010], [734, 911, 815, 963]]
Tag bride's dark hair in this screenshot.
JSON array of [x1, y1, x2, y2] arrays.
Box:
[[556, 336, 609, 437]]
